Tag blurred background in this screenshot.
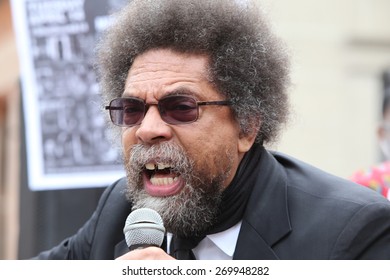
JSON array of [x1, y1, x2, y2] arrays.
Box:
[[0, 0, 390, 259]]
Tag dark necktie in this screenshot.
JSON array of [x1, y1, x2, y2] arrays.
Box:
[[170, 235, 205, 260]]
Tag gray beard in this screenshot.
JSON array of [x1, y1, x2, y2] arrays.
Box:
[[124, 142, 232, 237]]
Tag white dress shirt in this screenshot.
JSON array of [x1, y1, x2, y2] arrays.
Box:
[[167, 221, 242, 260]]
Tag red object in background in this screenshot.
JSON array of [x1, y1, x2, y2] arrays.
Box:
[[351, 161, 390, 200]]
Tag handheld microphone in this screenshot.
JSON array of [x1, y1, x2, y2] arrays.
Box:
[[123, 208, 165, 251]]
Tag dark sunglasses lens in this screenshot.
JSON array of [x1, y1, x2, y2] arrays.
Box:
[[159, 96, 198, 124], [110, 98, 144, 126]]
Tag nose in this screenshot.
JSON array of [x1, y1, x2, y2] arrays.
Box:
[[135, 105, 173, 144]]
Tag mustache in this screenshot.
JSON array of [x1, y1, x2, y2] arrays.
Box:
[[127, 142, 193, 175]]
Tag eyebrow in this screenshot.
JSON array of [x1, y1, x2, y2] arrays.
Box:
[[164, 87, 201, 99], [121, 86, 202, 100]]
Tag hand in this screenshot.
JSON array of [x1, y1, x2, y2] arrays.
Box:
[[116, 246, 175, 260]]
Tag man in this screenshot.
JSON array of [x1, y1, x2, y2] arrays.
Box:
[[351, 72, 390, 200], [34, 0, 390, 260]]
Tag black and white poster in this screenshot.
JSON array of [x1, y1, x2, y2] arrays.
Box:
[[11, 0, 128, 190]]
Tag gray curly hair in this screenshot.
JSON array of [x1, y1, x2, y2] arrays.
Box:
[[96, 0, 290, 144]]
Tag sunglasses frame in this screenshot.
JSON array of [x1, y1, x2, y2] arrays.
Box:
[[105, 95, 232, 127]]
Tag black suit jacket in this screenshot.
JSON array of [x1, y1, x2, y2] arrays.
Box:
[[34, 149, 390, 259]]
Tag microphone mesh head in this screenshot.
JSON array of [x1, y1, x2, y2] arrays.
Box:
[[123, 208, 165, 248]]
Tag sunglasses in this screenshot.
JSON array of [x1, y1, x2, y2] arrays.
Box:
[[105, 95, 232, 127]]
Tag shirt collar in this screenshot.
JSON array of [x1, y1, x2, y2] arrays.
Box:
[[206, 221, 242, 257], [166, 221, 242, 258]]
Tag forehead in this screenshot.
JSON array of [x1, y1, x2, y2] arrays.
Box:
[[131, 48, 209, 71], [124, 49, 216, 99]]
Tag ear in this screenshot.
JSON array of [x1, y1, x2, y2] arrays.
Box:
[[378, 124, 385, 140], [238, 129, 258, 153]]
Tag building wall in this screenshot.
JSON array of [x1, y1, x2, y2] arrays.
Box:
[[262, 0, 390, 178]]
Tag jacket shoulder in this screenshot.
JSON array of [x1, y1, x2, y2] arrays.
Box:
[[271, 151, 390, 259], [32, 177, 131, 259]]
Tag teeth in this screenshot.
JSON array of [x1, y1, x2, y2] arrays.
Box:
[[150, 176, 178, 186], [145, 163, 155, 170], [145, 163, 171, 170], [157, 163, 170, 170]]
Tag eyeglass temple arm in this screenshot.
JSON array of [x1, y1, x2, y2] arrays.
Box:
[[105, 106, 123, 110], [197, 100, 233, 106]]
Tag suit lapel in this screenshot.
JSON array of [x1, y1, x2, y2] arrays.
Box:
[[234, 150, 292, 259], [233, 220, 279, 259]]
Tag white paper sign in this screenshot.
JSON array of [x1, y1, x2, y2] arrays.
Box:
[[11, 0, 128, 190]]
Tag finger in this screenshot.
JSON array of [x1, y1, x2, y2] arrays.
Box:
[[116, 247, 175, 260]]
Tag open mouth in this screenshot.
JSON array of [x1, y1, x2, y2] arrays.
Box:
[[145, 163, 179, 184], [143, 162, 184, 196]]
